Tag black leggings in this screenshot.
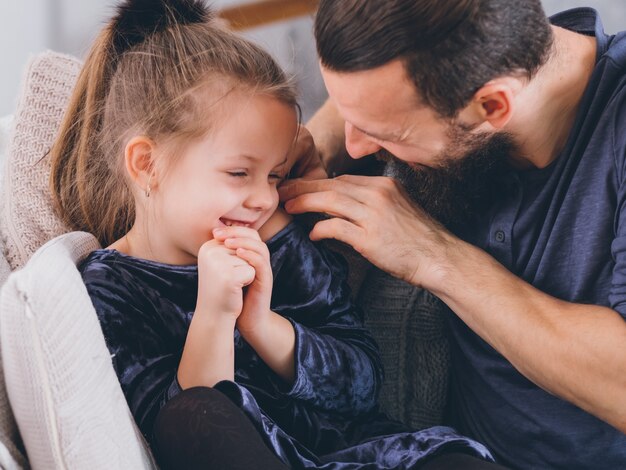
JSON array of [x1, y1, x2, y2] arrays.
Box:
[[153, 387, 509, 470], [153, 387, 288, 470]]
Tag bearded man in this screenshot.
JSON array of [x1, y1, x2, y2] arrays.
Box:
[[280, 1, 626, 467]]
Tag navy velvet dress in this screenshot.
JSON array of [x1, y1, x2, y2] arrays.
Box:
[[79, 222, 492, 468]]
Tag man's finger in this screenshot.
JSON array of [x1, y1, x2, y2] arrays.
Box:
[[284, 190, 367, 222], [308, 217, 366, 251], [280, 178, 381, 207], [278, 178, 337, 201], [333, 174, 381, 186]]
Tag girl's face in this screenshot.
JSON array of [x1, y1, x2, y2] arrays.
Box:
[[147, 94, 298, 265]]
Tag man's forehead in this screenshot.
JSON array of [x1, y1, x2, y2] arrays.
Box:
[[321, 62, 445, 139], [321, 60, 420, 112]]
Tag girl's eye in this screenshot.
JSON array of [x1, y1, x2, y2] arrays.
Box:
[[269, 173, 283, 182], [228, 171, 248, 178]]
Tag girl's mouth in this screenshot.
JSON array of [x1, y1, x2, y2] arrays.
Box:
[[220, 218, 253, 228]]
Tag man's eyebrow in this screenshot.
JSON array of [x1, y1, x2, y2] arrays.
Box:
[[353, 125, 399, 141]]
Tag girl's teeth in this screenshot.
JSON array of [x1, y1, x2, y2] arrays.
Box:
[[222, 219, 249, 227]]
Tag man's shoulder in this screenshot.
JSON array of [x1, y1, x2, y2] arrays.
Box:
[[605, 31, 626, 69]]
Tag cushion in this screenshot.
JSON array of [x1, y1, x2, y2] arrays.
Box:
[[0, 239, 10, 290], [0, 237, 28, 470], [0, 51, 82, 270], [0, 231, 157, 469], [0, 115, 13, 185], [358, 267, 450, 430]]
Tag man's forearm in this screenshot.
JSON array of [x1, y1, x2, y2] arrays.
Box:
[[431, 238, 626, 432]]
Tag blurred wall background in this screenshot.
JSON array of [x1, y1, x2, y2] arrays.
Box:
[[0, 0, 625, 118]]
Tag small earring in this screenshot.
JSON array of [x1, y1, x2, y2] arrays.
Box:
[[145, 174, 153, 198]]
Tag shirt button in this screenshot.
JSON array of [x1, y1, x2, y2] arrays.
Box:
[[495, 230, 506, 243]]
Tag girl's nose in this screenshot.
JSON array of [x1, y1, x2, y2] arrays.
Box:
[[245, 181, 276, 212]]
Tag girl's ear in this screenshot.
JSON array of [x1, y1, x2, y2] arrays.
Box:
[[124, 136, 157, 195]]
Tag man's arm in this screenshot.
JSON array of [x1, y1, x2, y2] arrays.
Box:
[[279, 174, 626, 432], [436, 235, 626, 432]]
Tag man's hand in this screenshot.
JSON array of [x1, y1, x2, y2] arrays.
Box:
[[279, 174, 457, 290]]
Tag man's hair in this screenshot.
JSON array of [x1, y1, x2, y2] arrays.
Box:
[[315, 0, 553, 117]]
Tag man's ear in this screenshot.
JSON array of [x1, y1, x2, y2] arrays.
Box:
[[124, 136, 157, 195], [460, 78, 521, 130]]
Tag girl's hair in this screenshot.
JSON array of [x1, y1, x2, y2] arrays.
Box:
[[50, 0, 299, 247]]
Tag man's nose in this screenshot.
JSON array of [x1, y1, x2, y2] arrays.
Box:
[[344, 122, 382, 159]]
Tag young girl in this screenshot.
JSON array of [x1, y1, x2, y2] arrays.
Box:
[[49, 0, 500, 468]]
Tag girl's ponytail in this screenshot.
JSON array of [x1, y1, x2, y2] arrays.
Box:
[[49, 22, 123, 245]]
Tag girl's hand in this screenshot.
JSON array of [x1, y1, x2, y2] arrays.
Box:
[[196, 238, 256, 319], [212, 226, 273, 338]]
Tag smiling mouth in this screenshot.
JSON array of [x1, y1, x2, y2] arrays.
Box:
[[220, 218, 254, 228]]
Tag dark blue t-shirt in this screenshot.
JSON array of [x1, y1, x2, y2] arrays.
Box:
[[449, 8, 626, 469]]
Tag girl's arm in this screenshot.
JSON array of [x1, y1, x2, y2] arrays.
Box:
[[177, 313, 238, 388], [269, 224, 383, 415], [219, 222, 383, 416], [216, 224, 297, 384], [238, 310, 296, 384], [178, 238, 254, 389]]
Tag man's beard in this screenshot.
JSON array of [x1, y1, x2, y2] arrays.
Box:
[[381, 128, 520, 231]]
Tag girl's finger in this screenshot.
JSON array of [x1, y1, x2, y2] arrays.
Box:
[[223, 237, 269, 259], [233, 262, 256, 286], [213, 226, 262, 241], [235, 248, 271, 281]]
